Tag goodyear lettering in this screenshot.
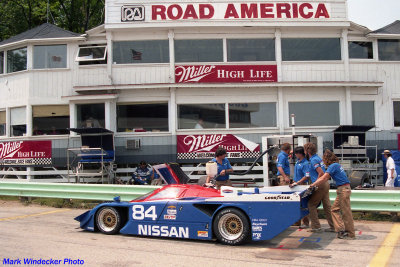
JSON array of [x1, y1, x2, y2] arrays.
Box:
[[138, 225, 189, 238], [265, 195, 291, 200]]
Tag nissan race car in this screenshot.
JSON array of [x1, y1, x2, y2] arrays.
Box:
[[75, 164, 312, 245]]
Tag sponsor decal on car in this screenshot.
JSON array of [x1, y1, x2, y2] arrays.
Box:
[[138, 225, 189, 238], [253, 233, 261, 240], [252, 226, 263, 232], [197, 231, 209, 238], [222, 189, 233, 193], [164, 215, 176, 220], [167, 206, 177, 215], [265, 195, 291, 200]]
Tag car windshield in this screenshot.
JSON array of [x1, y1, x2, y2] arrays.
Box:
[[133, 191, 155, 201], [148, 187, 182, 200]]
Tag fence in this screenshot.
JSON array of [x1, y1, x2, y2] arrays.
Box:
[[0, 181, 399, 212]]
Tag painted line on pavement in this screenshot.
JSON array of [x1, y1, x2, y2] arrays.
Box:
[[368, 224, 400, 267], [0, 209, 71, 222]]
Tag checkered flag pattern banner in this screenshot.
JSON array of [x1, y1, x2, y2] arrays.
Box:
[[33, 158, 52, 165], [177, 152, 260, 160]]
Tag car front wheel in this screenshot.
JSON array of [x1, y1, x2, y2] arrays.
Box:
[[96, 207, 122, 235], [213, 208, 250, 245]]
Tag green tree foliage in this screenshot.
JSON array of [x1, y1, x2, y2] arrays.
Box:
[[0, 0, 105, 41]]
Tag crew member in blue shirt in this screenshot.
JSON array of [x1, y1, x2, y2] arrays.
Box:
[[304, 143, 334, 232], [276, 143, 291, 185], [311, 150, 355, 240], [132, 161, 154, 185], [206, 147, 233, 189], [290, 146, 310, 228]]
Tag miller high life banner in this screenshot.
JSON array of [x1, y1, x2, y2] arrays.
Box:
[[175, 65, 277, 83], [0, 140, 52, 166], [177, 134, 260, 160], [117, 2, 332, 23]]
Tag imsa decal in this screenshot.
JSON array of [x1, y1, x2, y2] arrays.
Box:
[[138, 225, 189, 238]]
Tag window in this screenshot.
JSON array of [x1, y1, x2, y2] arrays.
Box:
[[7, 47, 27, 73], [227, 39, 275, 62], [113, 40, 169, 64], [0, 110, 5, 136], [229, 103, 276, 128], [76, 46, 107, 65], [117, 103, 169, 132], [378, 40, 400, 61], [289, 102, 340, 126], [0, 51, 4, 74], [349, 42, 373, 59], [352, 101, 375, 126], [178, 104, 226, 129], [77, 104, 105, 128], [394, 101, 400, 127], [34, 45, 67, 69], [282, 38, 341, 61], [33, 105, 69, 135], [175, 39, 223, 63], [10, 107, 26, 136]]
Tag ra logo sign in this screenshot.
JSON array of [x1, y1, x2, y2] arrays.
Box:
[[121, 5, 145, 22]]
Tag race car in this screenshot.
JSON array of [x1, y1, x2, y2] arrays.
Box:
[[75, 182, 312, 245]]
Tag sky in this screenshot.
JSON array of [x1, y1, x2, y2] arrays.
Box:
[[347, 0, 400, 30]]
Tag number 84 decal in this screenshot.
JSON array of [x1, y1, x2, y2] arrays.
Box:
[[132, 205, 157, 220]]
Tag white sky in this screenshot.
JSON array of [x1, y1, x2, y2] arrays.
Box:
[[347, 0, 400, 30]]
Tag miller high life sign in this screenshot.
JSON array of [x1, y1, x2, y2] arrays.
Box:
[[0, 140, 52, 166], [117, 2, 332, 23], [175, 65, 277, 83], [177, 134, 260, 160]]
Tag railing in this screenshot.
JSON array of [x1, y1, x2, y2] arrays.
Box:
[[0, 181, 399, 212]]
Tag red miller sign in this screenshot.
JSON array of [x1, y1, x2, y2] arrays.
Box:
[[177, 134, 260, 160], [0, 140, 52, 166], [175, 65, 277, 83]]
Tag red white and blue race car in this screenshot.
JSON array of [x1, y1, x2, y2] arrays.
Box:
[[75, 163, 313, 245]]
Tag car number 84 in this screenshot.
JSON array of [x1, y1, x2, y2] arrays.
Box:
[[132, 205, 157, 221]]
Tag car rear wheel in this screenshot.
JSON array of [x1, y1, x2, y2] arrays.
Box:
[[213, 208, 250, 245], [96, 207, 122, 235]]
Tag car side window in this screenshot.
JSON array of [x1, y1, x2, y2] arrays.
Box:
[[148, 187, 182, 200]]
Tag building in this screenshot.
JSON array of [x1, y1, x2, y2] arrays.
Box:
[[0, 0, 399, 177]]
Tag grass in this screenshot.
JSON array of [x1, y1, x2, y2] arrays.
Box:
[[0, 195, 102, 209]]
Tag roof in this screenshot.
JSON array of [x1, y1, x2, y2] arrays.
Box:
[[371, 20, 400, 34], [0, 23, 81, 46], [333, 125, 375, 133]]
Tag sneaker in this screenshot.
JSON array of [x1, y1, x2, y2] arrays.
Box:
[[337, 231, 347, 239], [299, 224, 310, 229], [342, 235, 356, 240], [324, 228, 336, 232], [308, 228, 323, 233]]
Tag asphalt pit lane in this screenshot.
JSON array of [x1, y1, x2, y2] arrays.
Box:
[[355, 234, 377, 240], [255, 248, 298, 261], [299, 242, 323, 250]]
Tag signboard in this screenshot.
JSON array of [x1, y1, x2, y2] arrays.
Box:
[[0, 140, 52, 166], [116, 2, 332, 23], [177, 134, 260, 160], [175, 65, 277, 83]]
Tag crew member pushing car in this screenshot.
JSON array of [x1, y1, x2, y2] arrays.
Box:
[[311, 150, 355, 240], [206, 147, 233, 189], [276, 143, 291, 185]]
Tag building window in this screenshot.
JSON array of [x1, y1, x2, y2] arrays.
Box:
[[229, 103, 276, 128], [175, 39, 223, 63], [76, 45, 107, 65], [113, 40, 169, 64], [352, 101, 375, 126], [7, 47, 27, 73], [178, 104, 226, 129], [32, 105, 69, 135], [33, 45, 67, 69], [282, 38, 341, 61], [394, 101, 400, 127], [0, 110, 5, 136], [10, 107, 26, 136], [0, 51, 4, 74], [117, 103, 169, 132], [77, 104, 105, 128], [349, 42, 373, 59], [378, 40, 400, 61], [289, 101, 340, 126], [227, 39, 275, 62]]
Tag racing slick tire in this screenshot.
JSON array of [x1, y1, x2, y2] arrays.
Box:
[[96, 207, 123, 235], [213, 208, 250, 245]]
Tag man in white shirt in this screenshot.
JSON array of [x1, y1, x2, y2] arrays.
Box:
[[383, 150, 397, 187]]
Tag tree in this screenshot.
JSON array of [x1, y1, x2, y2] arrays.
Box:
[[0, 0, 105, 42]]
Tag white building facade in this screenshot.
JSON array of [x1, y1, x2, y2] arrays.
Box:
[[0, 0, 399, 169]]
